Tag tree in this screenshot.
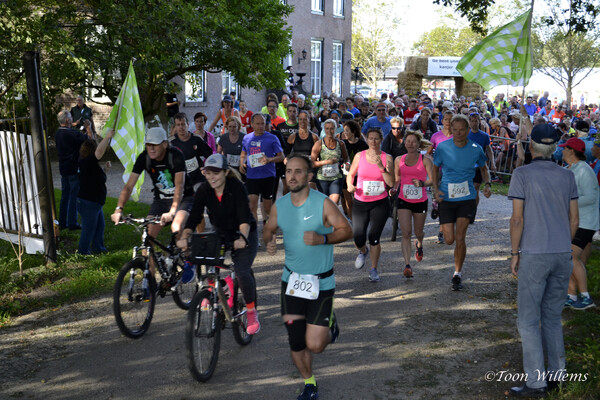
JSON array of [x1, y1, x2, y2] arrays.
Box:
[[351, 0, 401, 93], [412, 25, 483, 56], [434, 0, 600, 34], [533, 3, 600, 105], [0, 0, 293, 119]]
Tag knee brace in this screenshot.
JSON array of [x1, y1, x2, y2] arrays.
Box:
[[284, 319, 307, 352]]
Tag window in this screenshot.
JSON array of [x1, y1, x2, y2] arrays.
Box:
[[185, 70, 206, 102], [333, 0, 344, 17], [311, 0, 323, 14], [222, 71, 239, 98], [332, 41, 343, 97], [311, 39, 323, 96]]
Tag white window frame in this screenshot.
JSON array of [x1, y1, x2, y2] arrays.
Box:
[[333, 0, 344, 17], [332, 41, 343, 97], [184, 70, 206, 103], [222, 71, 239, 98], [311, 0, 324, 14], [311, 39, 323, 96]]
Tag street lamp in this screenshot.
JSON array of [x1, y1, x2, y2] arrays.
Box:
[[298, 48, 307, 65], [353, 66, 361, 94]]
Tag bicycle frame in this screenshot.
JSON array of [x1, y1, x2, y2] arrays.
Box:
[[199, 265, 240, 323]]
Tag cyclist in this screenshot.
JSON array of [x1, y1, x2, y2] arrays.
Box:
[[432, 114, 491, 291], [392, 130, 434, 278], [346, 127, 395, 282], [111, 127, 195, 280], [178, 154, 261, 334], [263, 154, 352, 400]]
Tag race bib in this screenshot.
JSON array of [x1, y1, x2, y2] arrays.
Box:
[[448, 181, 470, 199], [285, 272, 320, 300], [248, 152, 265, 168], [363, 180, 385, 196], [402, 184, 421, 200], [227, 154, 240, 167], [185, 157, 200, 173], [553, 118, 560, 123], [321, 163, 339, 177]]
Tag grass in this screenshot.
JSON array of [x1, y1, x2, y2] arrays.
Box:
[[0, 189, 170, 327], [552, 246, 600, 399]]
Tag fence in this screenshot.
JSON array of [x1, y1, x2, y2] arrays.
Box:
[[0, 117, 45, 253], [489, 134, 531, 178]]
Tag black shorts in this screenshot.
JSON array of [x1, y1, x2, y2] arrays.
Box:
[[572, 227, 595, 250], [438, 199, 477, 225], [473, 168, 483, 184], [246, 177, 276, 200], [395, 197, 428, 213], [149, 195, 194, 216], [280, 282, 335, 327]]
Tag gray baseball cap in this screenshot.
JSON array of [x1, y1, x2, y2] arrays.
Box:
[[203, 154, 229, 172], [145, 127, 167, 144]]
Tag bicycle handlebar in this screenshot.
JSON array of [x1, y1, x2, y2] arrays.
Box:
[[117, 214, 162, 227]]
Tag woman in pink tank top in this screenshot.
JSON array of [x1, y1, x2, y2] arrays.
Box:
[[392, 131, 434, 278], [346, 128, 394, 282]]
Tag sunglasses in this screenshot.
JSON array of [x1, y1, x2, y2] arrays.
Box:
[[391, 126, 402, 130]]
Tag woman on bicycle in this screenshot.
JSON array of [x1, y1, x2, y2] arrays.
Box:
[[178, 153, 260, 335], [346, 127, 394, 282], [392, 130, 434, 278]]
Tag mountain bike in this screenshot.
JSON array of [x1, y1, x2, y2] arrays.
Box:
[[185, 231, 254, 382], [112, 215, 199, 339]]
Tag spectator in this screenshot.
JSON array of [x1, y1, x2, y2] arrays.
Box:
[[70, 95, 95, 135], [77, 129, 114, 254], [55, 110, 94, 230]]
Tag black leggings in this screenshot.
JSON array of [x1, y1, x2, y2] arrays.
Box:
[[352, 197, 390, 248], [231, 228, 258, 304]]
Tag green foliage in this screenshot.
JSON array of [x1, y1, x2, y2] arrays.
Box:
[[412, 25, 484, 57], [0, 0, 292, 118]]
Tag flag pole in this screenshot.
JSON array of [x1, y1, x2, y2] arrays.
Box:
[[521, 0, 535, 103]]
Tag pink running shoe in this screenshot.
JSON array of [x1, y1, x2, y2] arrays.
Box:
[[246, 308, 260, 335]]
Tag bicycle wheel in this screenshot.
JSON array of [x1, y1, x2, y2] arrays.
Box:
[[171, 261, 199, 310], [113, 259, 156, 339], [231, 278, 253, 346], [186, 290, 221, 382]]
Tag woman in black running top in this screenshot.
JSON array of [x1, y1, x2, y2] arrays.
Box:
[[287, 110, 319, 188], [341, 120, 368, 219]]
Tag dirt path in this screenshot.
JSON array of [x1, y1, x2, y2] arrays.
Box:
[[0, 194, 524, 399]]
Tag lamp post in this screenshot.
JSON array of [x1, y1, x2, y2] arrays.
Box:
[[353, 66, 361, 95]]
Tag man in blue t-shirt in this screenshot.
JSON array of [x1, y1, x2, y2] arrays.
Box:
[[432, 114, 491, 291], [468, 112, 497, 222], [361, 103, 392, 137], [240, 114, 284, 225], [524, 96, 537, 116]]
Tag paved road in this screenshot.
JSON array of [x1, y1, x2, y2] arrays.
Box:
[[0, 188, 523, 400]]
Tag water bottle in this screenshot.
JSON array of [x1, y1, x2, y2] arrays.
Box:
[[164, 257, 173, 275], [223, 276, 234, 308]]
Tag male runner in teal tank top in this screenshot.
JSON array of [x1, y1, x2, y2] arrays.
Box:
[[263, 154, 352, 400]]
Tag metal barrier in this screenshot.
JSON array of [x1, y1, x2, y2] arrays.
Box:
[[488, 134, 530, 178], [0, 117, 44, 253]]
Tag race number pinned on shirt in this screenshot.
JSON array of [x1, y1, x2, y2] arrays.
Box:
[[285, 272, 319, 300], [248, 152, 266, 168], [448, 181, 470, 199], [363, 180, 385, 196], [402, 184, 421, 200], [321, 164, 338, 177], [227, 154, 240, 167], [185, 157, 200, 173]]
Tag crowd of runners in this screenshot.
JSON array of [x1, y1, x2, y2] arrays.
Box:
[[55, 87, 600, 399]]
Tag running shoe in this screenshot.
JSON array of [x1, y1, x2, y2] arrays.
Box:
[[437, 231, 444, 244], [246, 308, 261, 335], [431, 201, 439, 220], [451, 275, 463, 291], [415, 240, 423, 262], [403, 265, 413, 278], [297, 384, 319, 400], [369, 268, 380, 282], [329, 312, 339, 344], [354, 248, 369, 269], [181, 261, 196, 284], [571, 296, 596, 310], [564, 296, 576, 309]]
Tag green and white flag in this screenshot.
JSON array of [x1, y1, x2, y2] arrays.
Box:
[[101, 61, 145, 201], [456, 9, 533, 90]]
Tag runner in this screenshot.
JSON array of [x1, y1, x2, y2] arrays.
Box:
[[278, 103, 300, 195], [432, 114, 491, 291], [311, 119, 349, 205], [207, 95, 240, 135], [238, 100, 253, 134], [392, 131, 434, 278], [428, 110, 454, 244], [346, 128, 395, 282], [239, 114, 284, 227], [263, 154, 352, 400], [340, 120, 368, 220], [170, 113, 213, 190], [467, 111, 496, 223], [217, 116, 245, 177], [178, 154, 261, 334]]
